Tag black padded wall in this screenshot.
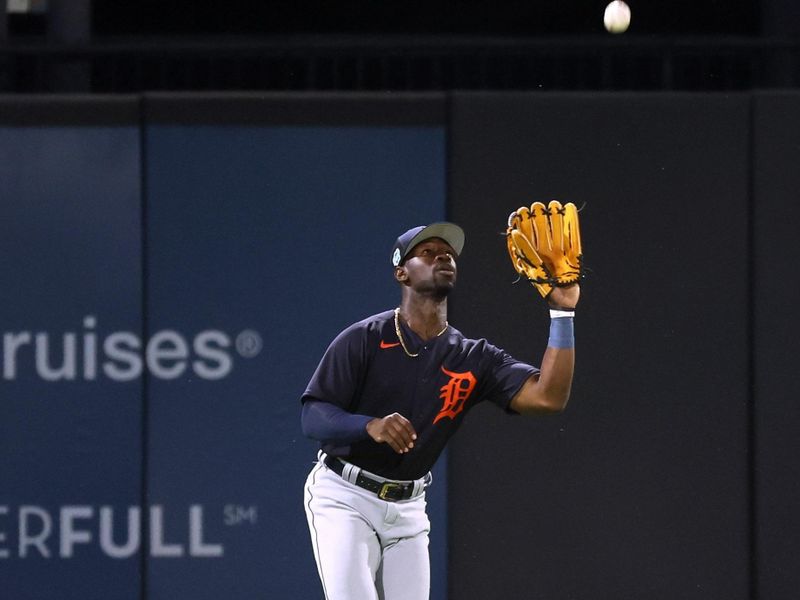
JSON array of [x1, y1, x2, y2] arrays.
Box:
[[753, 92, 800, 600], [447, 93, 751, 600]]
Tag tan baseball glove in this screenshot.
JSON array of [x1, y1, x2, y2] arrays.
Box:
[[506, 200, 583, 298]]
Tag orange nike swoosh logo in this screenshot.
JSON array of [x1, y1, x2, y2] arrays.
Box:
[[380, 341, 401, 349]]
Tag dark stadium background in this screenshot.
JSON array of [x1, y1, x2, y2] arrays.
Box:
[[10, 1, 765, 36], [89, 1, 759, 36], [3, 2, 800, 600]]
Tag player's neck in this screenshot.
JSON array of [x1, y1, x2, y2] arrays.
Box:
[[397, 297, 448, 341]]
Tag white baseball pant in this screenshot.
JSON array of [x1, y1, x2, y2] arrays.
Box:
[[304, 455, 432, 600]]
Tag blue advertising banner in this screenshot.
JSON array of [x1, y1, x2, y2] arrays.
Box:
[[0, 125, 143, 600], [0, 97, 446, 600], [143, 124, 447, 599]]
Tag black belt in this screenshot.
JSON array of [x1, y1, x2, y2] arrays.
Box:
[[323, 455, 427, 502]]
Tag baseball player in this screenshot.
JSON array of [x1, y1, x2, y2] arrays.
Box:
[[301, 203, 582, 600]]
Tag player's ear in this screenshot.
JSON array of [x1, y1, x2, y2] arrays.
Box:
[[394, 265, 408, 283]]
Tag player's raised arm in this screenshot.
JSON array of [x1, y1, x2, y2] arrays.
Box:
[[504, 201, 583, 415], [510, 285, 578, 414]]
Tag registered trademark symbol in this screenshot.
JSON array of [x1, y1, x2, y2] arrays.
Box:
[[235, 330, 262, 358]]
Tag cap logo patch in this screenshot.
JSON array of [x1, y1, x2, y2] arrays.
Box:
[[392, 248, 402, 266]]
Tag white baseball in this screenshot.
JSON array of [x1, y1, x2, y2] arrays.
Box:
[[604, 0, 631, 34]]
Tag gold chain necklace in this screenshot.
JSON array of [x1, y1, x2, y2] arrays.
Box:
[[393, 307, 448, 358]]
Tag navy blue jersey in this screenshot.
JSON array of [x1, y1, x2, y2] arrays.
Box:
[[302, 310, 539, 480]]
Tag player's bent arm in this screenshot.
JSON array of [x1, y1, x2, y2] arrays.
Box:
[[509, 346, 574, 415], [301, 399, 373, 443], [301, 400, 417, 454]]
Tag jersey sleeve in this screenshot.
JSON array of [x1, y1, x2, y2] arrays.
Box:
[[480, 344, 540, 413], [301, 400, 373, 444], [301, 322, 370, 411]]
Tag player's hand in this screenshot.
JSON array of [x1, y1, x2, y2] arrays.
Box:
[[366, 413, 417, 454], [548, 284, 580, 310]]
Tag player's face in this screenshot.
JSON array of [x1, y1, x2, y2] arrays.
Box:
[[401, 238, 458, 296]]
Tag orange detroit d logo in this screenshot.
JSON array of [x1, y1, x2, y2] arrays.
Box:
[[433, 367, 477, 424]]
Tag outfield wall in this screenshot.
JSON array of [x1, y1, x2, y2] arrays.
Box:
[[1, 91, 797, 600]]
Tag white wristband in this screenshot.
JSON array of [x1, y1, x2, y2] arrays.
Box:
[[549, 309, 575, 319]]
